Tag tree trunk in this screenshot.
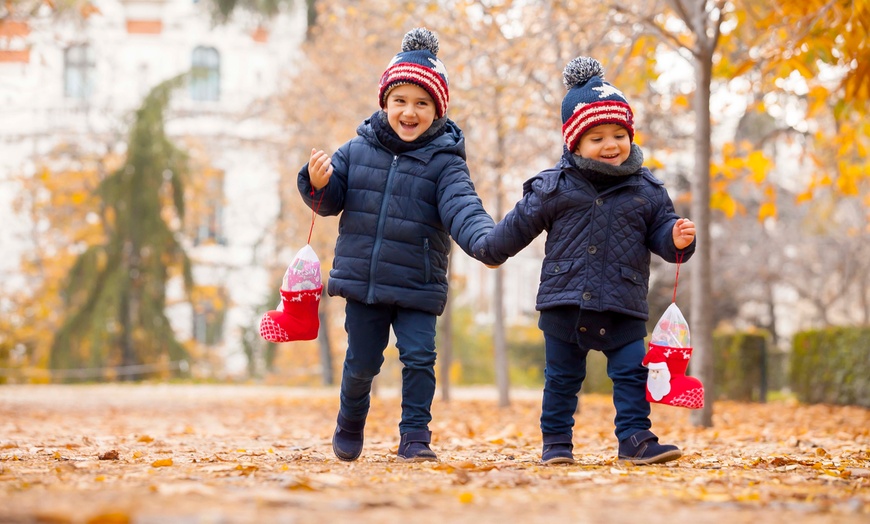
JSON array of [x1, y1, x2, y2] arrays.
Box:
[[494, 268, 509, 407], [492, 89, 510, 408], [689, 48, 714, 428], [305, 0, 317, 40]]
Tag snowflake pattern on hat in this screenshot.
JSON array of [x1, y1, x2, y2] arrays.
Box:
[[378, 28, 450, 119]]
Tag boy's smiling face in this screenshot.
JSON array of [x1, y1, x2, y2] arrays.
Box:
[[385, 84, 437, 142], [575, 123, 631, 165]]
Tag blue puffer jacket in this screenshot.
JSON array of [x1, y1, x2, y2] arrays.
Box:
[[298, 117, 494, 316], [473, 152, 695, 320]]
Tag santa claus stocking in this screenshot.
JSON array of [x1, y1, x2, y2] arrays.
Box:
[[643, 343, 704, 409], [259, 287, 322, 342]]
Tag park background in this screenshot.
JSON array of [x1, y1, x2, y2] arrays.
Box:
[[0, 1, 868, 522], [1, 0, 867, 415]]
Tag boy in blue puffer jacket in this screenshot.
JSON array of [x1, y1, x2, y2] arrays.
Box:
[[298, 28, 494, 463], [473, 56, 696, 466]]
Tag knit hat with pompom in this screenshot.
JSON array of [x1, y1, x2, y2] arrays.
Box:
[[378, 28, 450, 119], [561, 56, 634, 152]]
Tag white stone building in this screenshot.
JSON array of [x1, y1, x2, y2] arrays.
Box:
[[0, 2, 562, 380], [0, 0, 308, 376]]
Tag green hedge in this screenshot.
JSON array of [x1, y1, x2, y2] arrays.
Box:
[[791, 326, 870, 408], [712, 331, 770, 401]]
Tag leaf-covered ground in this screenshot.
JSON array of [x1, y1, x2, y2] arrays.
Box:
[[0, 384, 867, 523]]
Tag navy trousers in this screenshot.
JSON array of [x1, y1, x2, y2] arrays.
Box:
[[338, 299, 437, 434], [540, 334, 652, 442]]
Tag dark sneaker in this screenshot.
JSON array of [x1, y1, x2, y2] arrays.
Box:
[[541, 433, 575, 465], [397, 430, 438, 462], [618, 429, 681, 465], [332, 413, 365, 462]]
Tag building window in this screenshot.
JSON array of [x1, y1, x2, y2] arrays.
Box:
[[195, 199, 225, 245], [192, 287, 227, 346], [194, 169, 226, 245], [190, 46, 220, 101], [64, 44, 95, 99]]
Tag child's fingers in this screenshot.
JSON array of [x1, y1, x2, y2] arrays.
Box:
[[677, 218, 695, 235], [311, 152, 331, 174]]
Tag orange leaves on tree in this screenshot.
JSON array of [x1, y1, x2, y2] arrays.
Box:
[[710, 142, 774, 221], [758, 186, 777, 222], [716, 0, 870, 209], [746, 151, 771, 185], [710, 190, 741, 219], [7, 152, 110, 370]]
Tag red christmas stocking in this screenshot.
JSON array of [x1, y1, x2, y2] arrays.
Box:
[[259, 287, 322, 342], [643, 343, 704, 409]]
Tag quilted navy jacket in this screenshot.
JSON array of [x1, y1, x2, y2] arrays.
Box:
[[298, 117, 494, 316], [473, 153, 695, 320]]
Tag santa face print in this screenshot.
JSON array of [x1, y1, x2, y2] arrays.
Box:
[[647, 366, 672, 401], [575, 123, 631, 165], [384, 84, 437, 142]]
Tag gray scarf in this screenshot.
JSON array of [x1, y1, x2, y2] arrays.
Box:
[[571, 143, 644, 177]]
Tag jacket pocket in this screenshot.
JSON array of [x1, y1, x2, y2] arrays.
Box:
[[620, 265, 644, 286], [542, 259, 574, 277], [423, 238, 432, 283]]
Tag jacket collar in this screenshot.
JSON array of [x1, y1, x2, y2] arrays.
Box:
[[359, 115, 466, 162], [559, 145, 649, 192]]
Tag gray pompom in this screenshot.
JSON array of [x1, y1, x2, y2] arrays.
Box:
[[402, 27, 439, 56], [563, 56, 604, 90]]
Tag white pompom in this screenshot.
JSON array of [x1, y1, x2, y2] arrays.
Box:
[[563, 56, 604, 90], [401, 27, 439, 56]]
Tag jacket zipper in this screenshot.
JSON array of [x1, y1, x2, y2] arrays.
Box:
[[423, 238, 431, 283], [366, 155, 399, 303]]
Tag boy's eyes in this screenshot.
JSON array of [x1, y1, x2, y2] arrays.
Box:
[[390, 98, 430, 107], [590, 134, 627, 141]]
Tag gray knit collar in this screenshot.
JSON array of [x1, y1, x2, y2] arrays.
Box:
[[570, 143, 644, 177]]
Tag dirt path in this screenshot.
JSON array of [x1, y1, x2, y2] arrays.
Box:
[[0, 384, 867, 523]]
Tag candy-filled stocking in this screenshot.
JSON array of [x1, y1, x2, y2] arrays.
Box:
[[643, 344, 704, 409], [259, 287, 322, 342], [259, 245, 323, 343], [643, 302, 704, 409]]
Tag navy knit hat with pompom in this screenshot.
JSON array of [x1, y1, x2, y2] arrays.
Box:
[[561, 56, 634, 152], [378, 28, 450, 119]]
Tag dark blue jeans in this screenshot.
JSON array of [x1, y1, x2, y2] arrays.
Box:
[[339, 299, 437, 434], [540, 334, 651, 442]]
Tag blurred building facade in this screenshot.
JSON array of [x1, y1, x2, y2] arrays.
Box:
[[0, 0, 308, 376], [1, 1, 558, 382]]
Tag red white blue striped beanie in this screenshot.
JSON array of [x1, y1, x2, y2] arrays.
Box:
[[378, 28, 449, 119], [561, 56, 634, 152]]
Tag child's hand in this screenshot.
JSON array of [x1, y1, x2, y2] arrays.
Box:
[[309, 148, 334, 190], [673, 218, 695, 250]]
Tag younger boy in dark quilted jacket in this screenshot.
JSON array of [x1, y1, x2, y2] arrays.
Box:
[[298, 28, 494, 463], [473, 56, 696, 466]]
